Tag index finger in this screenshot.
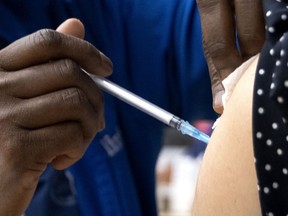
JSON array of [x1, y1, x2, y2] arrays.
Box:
[[197, 0, 242, 79], [0, 29, 112, 76]]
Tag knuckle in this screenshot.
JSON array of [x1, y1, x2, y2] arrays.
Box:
[[80, 40, 98, 57], [196, 0, 219, 11], [0, 72, 11, 92], [32, 29, 62, 49], [91, 114, 103, 134], [206, 40, 232, 59], [2, 129, 29, 160], [0, 103, 21, 127], [57, 59, 81, 82], [82, 112, 102, 139], [204, 39, 242, 75], [61, 88, 88, 108], [72, 143, 86, 159]]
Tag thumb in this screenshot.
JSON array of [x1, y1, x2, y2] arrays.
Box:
[[56, 18, 85, 39]]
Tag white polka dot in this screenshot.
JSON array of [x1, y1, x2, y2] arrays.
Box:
[[284, 80, 288, 87], [264, 187, 270, 194], [282, 117, 287, 124], [272, 182, 279, 189], [266, 11, 272, 17], [280, 35, 285, 42], [286, 135, 288, 142], [282, 14, 288, 20], [267, 139, 273, 146], [283, 168, 288, 175], [271, 83, 275, 89], [276, 60, 281, 66], [272, 73, 275, 78], [256, 132, 263, 139], [281, 49, 286, 56], [277, 148, 283, 155], [257, 89, 264, 95], [265, 164, 272, 171], [267, 212, 274, 216], [270, 49, 275, 56], [272, 123, 278, 129], [268, 27, 275, 33], [259, 69, 265, 75], [277, 96, 285, 103], [258, 107, 265, 114]]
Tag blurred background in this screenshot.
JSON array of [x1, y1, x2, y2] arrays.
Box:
[[156, 120, 213, 216]]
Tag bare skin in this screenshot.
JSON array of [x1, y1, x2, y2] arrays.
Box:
[[192, 56, 261, 215], [0, 19, 112, 216], [193, 2, 265, 212], [196, 0, 265, 113]]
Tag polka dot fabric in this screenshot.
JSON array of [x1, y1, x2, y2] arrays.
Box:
[[253, 0, 288, 215]]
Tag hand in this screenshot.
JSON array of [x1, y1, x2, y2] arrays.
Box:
[[196, 0, 265, 113], [0, 19, 112, 215]]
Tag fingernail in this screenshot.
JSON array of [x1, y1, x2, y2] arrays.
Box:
[[214, 91, 224, 114], [100, 51, 113, 74]]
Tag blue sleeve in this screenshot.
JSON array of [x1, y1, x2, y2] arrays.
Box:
[[105, 2, 215, 215]]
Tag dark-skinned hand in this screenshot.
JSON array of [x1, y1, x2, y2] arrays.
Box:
[[196, 0, 265, 113], [0, 19, 112, 216]]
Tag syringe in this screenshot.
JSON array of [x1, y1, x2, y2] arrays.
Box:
[[82, 69, 210, 143]]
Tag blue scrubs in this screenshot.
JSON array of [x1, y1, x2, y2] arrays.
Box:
[[0, 1, 215, 215]]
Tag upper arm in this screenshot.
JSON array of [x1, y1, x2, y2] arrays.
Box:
[[192, 56, 261, 215]]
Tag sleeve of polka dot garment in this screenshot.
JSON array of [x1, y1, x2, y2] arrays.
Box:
[[253, 0, 288, 215], [267, 1, 288, 121]]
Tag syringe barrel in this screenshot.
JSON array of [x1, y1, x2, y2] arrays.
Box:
[[88, 73, 174, 125], [83, 69, 210, 143]]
